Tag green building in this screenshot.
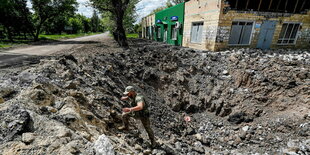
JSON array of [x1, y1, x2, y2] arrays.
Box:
[[155, 2, 185, 46]]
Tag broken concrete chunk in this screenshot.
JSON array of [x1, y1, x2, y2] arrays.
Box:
[[222, 70, 229, 75], [57, 128, 72, 138], [0, 97, 4, 104], [22, 133, 36, 144], [0, 105, 30, 143], [93, 134, 115, 155]]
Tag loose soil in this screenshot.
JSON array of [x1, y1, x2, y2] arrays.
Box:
[[0, 36, 309, 155]]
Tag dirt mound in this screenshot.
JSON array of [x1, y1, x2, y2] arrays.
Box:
[[0, 38, 309, 154]]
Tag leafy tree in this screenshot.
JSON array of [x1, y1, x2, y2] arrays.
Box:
[[31, 0, 78, 40], [0, 0, 34, 41], [90, 11, 100, 32], [43, 16, 69, 34], [78, 14, 91, 33], [68, 17, 83, 34], [100, 12, 114, 32], [133, 24, 141, 34], [123, 0, 139, 33], [167, 0, 184, 5], [149, 6, 166, 15], [166, 1, 173, 8], [90, 0, 140, 48], [98, 18, 106, 32], [150, 0, 184, 16]]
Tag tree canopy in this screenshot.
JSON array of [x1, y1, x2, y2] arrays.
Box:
[[31, 0, 78, 40], [168, 0, 184, 5], [0, 0, 139, 44], [90, 0, 140, 48], [0, 0, 34, 41]]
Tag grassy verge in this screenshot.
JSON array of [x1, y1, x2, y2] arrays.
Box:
[[126, 33, 139, 38], [0, 44, 12, 48], [0, 41, 26, 49], [39, 32, 101, 40], [0, 32, 102, 49]]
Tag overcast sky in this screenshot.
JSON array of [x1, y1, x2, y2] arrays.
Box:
[[136, 0, 167, 22], [76, 0, 94, 17], [27, 0, 167, 22], [26, 0, 94, 17], [77, 0, 168, 19]]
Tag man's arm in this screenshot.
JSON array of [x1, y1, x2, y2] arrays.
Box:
[[123, 101, 144, 112], [121, 96, 129, 100]]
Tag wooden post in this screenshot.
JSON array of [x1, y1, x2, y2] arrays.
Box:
[[258, 0, 263, 11], [294, 0, 299, 13], [246, 0, 250, 9], [268, 0, 273, 10], [300, 0, 306, 12], [276, 0, 282, 11], [284, 0, 289, 11]]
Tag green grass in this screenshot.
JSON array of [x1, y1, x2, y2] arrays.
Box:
[[39, 32, 101, 40], [0, 44, 12, 48], [0, 41, 23, 49], [126, 33, 139, 38], [0, 32, 101, 49]]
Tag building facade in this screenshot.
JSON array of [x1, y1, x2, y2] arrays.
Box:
[[215, 0, 310, 51], [142, 14, 155, 40], [142, 0, 310, 51], [155, 3, 185, 46], [182, 0, 222, 51]]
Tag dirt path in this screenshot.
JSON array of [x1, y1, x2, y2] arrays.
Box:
[[0, 33, 109, 68]]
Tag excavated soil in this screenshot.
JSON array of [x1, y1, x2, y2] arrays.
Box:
[[0, 38, 309, 155]]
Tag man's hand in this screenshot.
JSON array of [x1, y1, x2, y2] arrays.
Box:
[[121, 96, 129, 100], [122, 108, 131, 113]]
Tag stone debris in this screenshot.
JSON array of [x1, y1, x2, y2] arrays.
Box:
[[21, 133, 36, 144], [94, 134, 115, 155], [0, 39, 309, 154]]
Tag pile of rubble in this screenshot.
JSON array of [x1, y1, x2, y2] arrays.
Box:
[[0, 39, 309, 154]]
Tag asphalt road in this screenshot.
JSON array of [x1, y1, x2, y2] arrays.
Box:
[[0, 33, 108, 68]]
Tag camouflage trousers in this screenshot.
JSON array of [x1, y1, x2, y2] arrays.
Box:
[[122, 112, 156, 145]]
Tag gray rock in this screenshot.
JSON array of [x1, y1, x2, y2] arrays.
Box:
[[0, 105, 30, 143], [57, 128, 72, 138], [94, 134, 115, 155], [175, 141, 182, 150], [193, 141, 204, 153], [223, 70, 229, 75], [242, 126, 249, 132], [152, 149, 166, 155], [22, 132, 36, 144]]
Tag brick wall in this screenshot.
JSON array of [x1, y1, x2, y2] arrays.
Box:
[[215, 1, 310, 51], [183, 0, 222, 51]]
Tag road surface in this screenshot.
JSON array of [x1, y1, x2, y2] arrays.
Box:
[[0, 33, 108, 68]]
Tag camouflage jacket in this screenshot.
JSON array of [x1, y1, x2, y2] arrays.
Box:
[[129, 93, 150, 118]]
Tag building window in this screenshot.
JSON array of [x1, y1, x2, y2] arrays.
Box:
[[277, 23, 300, 44], [171, 25, 177, 40], [146, 27, 149, 37], [164, 29, 167, 42], [157, 27, 161, 39], [228, 21, 254, 45], [190, 22, 204, 43], [144, 27, 147, 38], [148, 26, 152, 39], [151, 26, 154, 39]]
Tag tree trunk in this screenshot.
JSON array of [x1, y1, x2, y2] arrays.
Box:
[[5, 26, 13, 42], [34, 27, 40, 41], [111, 0, 129, 48], [113, 14, 128, 48], [34, 19, 45, 41]]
